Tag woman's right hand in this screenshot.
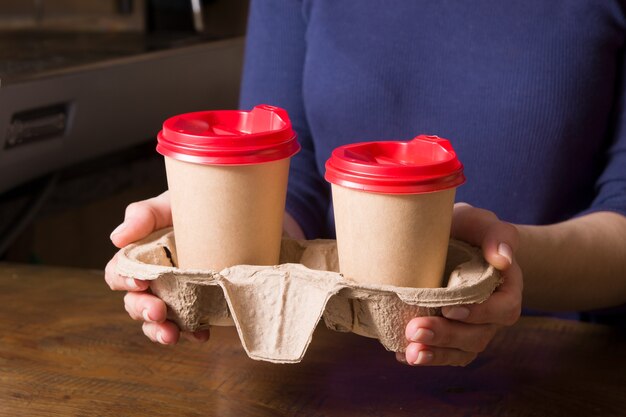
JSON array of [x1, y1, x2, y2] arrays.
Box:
[[104, 191, 210, 345]]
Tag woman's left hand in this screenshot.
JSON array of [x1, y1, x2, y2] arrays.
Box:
[[397, 202, 523, 366]]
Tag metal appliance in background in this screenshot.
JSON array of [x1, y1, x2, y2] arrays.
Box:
[[0, 0, 248, 255]]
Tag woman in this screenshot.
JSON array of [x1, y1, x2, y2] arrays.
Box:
[[105, 0, 626, 366]]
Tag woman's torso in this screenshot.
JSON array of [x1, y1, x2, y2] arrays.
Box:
[[300, 0, 625, 227]]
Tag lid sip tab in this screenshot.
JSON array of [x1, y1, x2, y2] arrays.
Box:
[[324, 135, 465, 194], [156, 104, 300, 165]]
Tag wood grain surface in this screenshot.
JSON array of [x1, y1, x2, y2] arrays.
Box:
[[1, 262, 625, 417]]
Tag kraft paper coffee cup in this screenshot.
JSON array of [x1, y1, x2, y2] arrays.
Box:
[[156, 105, 300, 270], [325, 135, 465, 288]]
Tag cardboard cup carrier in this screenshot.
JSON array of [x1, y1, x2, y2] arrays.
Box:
[[118, 117, 499, 363], [156, 104, 300, 270], [325, 136, 466, 288]]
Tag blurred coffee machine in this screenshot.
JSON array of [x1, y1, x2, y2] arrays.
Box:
[[0, 0, 249, 265]]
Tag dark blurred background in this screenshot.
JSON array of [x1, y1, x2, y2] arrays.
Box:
[[0, 0, 249, 268]]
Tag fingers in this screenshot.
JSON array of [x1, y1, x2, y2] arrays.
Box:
[[104, 254, 150, 292], [451, 203, 520, 271], [450, 202, 497, 246], [143, 325, 210, 345], [123, 292, 210, 345], [396, 203, 523, 367], [124, 291, 168, 323], [480, 222, 519, 271], [398, 315, 497, 366], [142, 321, 180, 345], [400, 261, 522, 367], [106, 193, 178, 345], [444, 203, 523, 328], [110, 191, 172, 248], [442, 261, 523, 326], [400, 343, 478, 367], [125, 292, 180, 345], [404, 316, 499, 353], [106, 191, 210, 346]]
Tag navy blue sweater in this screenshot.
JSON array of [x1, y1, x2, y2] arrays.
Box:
[[240, 0, 626, 243]]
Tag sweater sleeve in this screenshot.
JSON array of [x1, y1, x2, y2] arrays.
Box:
[[579, 47, 626, 219], [239, 0, 330, 239]]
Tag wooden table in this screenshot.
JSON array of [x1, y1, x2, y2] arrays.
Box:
[[1, 263, 625, 417]]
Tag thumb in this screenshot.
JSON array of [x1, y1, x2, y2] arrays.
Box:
[[110, 192, 172, 248], [451, 203, 519, 271]]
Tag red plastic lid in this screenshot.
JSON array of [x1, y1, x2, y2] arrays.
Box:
[[156, 104, 300, 165], [324, 135, 465, 194]]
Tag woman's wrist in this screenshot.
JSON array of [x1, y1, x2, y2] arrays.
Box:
[[515, 211, 626, 311]]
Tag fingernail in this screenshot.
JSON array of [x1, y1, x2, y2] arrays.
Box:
[[411, 328, 434, 343], [443, 306, 470, 320], [414, 350, 434, 365], [142, 309, 152, 322], [125, 277, 139, 290], [110, 222, 126, 239], [498, 242, 513, 265], [156, 331, 167, 344]]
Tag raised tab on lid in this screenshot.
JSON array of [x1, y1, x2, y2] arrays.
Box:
[[156, 105, 300, 165], [324, 135, 465, 194]]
